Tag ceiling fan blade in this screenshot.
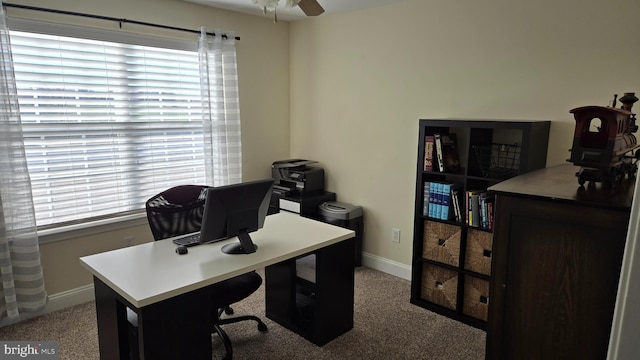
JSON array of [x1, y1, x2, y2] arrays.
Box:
[[298, 0, 325, 16]]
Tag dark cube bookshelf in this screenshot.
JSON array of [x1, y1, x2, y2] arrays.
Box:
[[410, 119, 550, 329]]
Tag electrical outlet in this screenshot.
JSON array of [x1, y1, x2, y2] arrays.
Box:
[[392, 228, 401, 243]]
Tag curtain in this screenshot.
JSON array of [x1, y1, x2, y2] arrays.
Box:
[[199, 27, 243, 187], [0, 1, 48, 326]]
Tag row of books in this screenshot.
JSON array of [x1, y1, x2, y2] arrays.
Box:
[[465, 190, 494, 230], [423, 133, 461, 173], [422, 181, 494, 230], [422, 181, 463, 222]]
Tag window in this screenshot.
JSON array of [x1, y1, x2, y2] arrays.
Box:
[[10, 29, 208, 228]]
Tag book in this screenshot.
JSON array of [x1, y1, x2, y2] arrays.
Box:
[[423, 182, 430, 216], [480, 193, 488, 229], [439, 182, 461, 221], [440, 133, 461, 173], [471, 192, 481, 227], [466, 190, 483, 226], [430, 182, 442, 218], [439, 182, 450, 220], [479, 192, 495, 230], [428, 182, 438, 218], [435, 182, 445, 219], [423, 136, 435, 171], [451, 188, 462, 222], [434, 133, 445, 172], [487, 199, 494, 231]]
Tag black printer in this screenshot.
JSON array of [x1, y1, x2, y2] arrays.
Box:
[[271, 159, 325, 196]]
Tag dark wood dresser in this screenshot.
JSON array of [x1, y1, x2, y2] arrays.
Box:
[[486, 163, 635, 360]]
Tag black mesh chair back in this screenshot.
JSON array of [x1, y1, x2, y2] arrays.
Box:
[[145, 185, 209, 241]]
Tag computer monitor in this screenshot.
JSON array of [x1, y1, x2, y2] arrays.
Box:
[[198, 179, 274, 254]]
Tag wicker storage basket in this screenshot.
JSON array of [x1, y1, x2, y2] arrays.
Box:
[[464, 228, 493, 276], [422, 220, 461, 266], [462, 275, 490, 321], [421, 263, 458, 310]]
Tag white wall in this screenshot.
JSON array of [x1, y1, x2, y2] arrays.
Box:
[[289, 0, 640, 268]]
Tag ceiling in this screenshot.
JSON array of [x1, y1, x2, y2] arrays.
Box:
[[184, 0, 410, 22]]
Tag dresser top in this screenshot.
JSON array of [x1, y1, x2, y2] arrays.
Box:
[[488, 163, 636, 210]]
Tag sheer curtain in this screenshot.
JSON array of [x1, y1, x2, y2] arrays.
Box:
[[0, 1, 47, 326], [199, 27, 243, 186]]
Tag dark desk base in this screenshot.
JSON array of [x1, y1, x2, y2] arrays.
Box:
[[265, 238, 355, 346], [92, 238, 356, 358], [94, 277, 214, 360]]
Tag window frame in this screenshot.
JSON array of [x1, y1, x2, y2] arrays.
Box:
[[8, 18, 212, 239]]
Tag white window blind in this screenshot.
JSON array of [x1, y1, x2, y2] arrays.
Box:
[[10, 30, 208, 227]]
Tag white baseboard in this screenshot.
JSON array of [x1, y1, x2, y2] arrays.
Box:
[[361, 252, 411, 281], [45, 283, 95, 314], [42, 254, 410, 314]]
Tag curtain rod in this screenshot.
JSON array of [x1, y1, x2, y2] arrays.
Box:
[[2, 2, 240, 40]]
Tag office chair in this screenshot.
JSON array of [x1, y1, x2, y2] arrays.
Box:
[[129, 184, 267, 360], [145, 184, 209, 241]]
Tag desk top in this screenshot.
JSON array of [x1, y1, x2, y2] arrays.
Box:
[[80, 212, 354, 308]]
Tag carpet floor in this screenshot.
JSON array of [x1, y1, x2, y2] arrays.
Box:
[[0, 266, 486, 359]]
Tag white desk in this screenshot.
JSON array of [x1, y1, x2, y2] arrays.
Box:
[[80, 212, 355, 359]]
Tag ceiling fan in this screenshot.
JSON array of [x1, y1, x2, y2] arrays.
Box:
[[297, 0, 325, 16], [252, 0, 325, 22]]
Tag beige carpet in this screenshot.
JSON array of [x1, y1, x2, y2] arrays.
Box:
[[0, 267, 486, 359]]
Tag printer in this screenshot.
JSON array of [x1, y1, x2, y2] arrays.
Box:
[[271, 159, 325, 195]]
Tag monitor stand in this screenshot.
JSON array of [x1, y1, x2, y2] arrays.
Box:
[[221, 230, 258, 254]]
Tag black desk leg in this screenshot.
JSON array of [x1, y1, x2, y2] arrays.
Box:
[[135, 288, 213, 360], [265, 237, 355, 346], [93, 277, 132, 359], [93, 277, 214, 360], [314, 237, 355, 345]]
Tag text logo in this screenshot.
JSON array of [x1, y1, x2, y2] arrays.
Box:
[[1, 342, 59, 359]]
